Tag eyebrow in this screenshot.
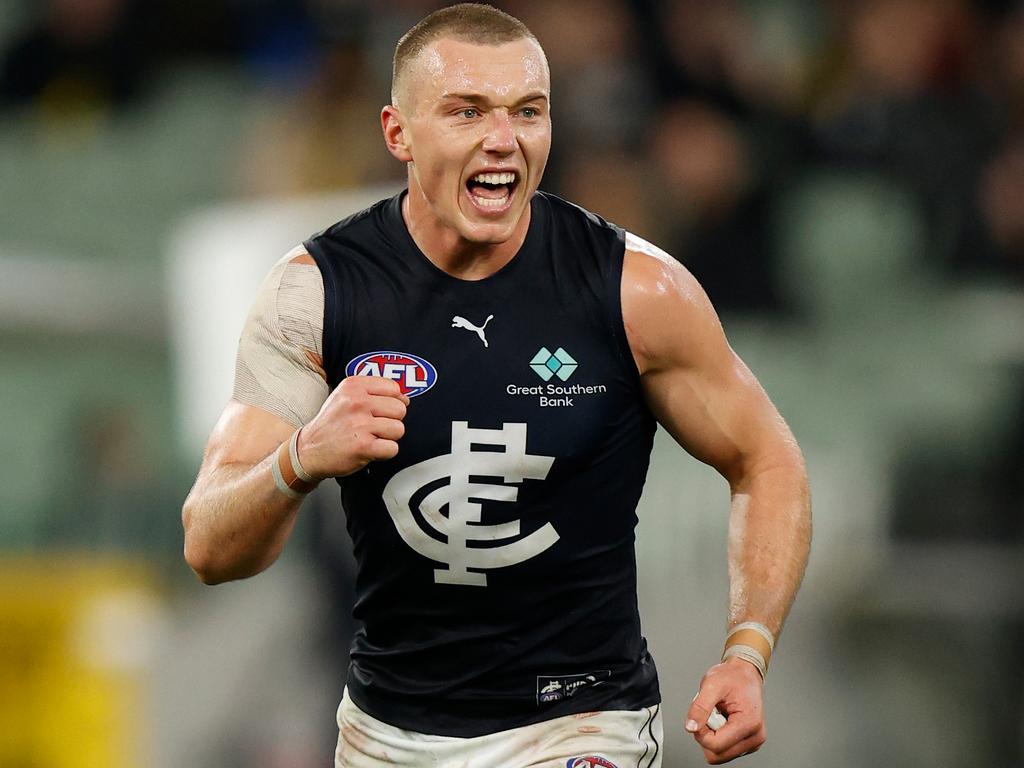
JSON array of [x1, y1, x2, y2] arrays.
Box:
[[440, 91, 549, 106]]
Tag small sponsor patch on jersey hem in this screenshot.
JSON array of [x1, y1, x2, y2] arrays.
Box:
[[537, 670, 611, 705]]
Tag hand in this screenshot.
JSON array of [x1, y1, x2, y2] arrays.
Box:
[[297, 376, 410, 479], [685, 656, 766, 764]]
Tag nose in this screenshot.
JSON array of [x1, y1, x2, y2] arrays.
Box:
[[482, 109, 516, 155]]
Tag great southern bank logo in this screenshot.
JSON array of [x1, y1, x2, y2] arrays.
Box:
[[509, 346, 605, 407], [530, 347, 578, 381], [346, 351, 437, 398]]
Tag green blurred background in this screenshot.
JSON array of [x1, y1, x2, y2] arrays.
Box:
[[1, 0, 1022, 766]]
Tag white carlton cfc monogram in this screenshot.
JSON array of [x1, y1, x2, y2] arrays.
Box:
[[382, 422, 557, 586]]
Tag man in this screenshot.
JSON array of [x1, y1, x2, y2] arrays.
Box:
[[182, 4, 811, 766]]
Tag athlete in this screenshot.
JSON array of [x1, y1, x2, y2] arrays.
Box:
[[182, 5, 811, 767]]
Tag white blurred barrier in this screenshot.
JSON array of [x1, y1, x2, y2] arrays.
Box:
[[165, 185, 399, 456]]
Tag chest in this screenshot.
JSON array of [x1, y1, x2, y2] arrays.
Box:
[[329, 269, 637, 471]]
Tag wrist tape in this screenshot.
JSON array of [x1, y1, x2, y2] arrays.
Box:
[[722, 621, 775, 680], [272, 429, 319, 500]]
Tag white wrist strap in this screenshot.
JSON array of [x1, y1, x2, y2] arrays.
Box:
[[722, 644, 767, 680], [727, 621, 775, 652], [272, 429, 319, 500], [288, 429, 316, 483], [272, 453, 307, 500], [722, 621, 775, 680]]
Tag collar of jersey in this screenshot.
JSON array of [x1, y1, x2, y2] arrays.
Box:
[[386, 190, 546, 288]]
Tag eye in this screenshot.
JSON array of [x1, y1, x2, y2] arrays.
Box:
[[520, 107, 538, 119], [460, 108, 479, 119]]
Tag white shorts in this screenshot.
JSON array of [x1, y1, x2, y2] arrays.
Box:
[[335, 689, 663, 768]]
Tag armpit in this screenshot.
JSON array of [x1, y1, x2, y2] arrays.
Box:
[[232, 246, 328, 427]]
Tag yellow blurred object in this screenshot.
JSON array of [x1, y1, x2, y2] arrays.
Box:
[[0, 557, 165, 768]]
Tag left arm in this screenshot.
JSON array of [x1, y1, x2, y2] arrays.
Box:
[[621, 237, 811, 764]]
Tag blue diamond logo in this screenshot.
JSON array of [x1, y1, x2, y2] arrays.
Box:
[[530, 347, 554, 381], [530, 347, 578, 381], [551, 347, 577, 381]]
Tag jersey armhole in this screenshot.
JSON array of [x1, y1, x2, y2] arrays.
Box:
[[605, 227, 644, 383], [304, 237, 347, 391]]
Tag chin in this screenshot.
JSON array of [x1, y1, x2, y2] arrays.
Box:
[[460, 220, 518, 244], [455, 202, 529, 244]]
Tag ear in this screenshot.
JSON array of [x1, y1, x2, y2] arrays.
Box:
[[382, 105, 413, 163]]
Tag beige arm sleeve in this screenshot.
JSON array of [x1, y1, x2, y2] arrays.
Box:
[[232, 246, 329, 428]]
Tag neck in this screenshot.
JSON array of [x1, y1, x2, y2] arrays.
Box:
[[402, 186, 531, 281]]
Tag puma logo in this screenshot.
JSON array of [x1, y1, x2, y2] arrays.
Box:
[[451, 314, 494, 348]]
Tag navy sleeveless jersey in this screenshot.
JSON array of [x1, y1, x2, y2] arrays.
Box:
[[304, 190, 660, 737]]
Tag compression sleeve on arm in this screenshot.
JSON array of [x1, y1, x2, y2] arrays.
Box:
[[232, 246, 329, 427]]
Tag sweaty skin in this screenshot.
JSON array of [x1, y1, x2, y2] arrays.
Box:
[[382, 37, 552, 279]]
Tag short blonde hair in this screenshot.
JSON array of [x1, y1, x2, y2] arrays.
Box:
[[391, 3, 540, 106]]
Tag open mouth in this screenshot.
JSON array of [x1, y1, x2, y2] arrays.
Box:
[[466, 171, 519, 211]]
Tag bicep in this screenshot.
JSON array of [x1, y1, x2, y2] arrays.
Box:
[[622, 243, 794, 482], [641, 343, 788, 482]]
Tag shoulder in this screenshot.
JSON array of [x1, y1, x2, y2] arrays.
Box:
[[620, 232, 723, 374], [621, 232, 703, 303], [258, 246, 323, 297], [622, 230, 712, 313], [244, 246, 324, 341], [275, 246, 319, 278]]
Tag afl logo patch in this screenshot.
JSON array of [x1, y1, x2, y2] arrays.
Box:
[[567, 758, 618, 768], [346, 351, 437, 397]]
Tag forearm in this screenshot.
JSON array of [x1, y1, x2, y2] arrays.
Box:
[[182, 450, 304, 585], [726, 455, 811, 639]]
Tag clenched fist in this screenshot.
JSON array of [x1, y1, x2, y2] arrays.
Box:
[[686, 657, 766, 764], [296, 376, 410, 479]]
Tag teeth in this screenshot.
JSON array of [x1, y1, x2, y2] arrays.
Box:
[[472, 171, 516, 185], [471, 192, 510, 208]]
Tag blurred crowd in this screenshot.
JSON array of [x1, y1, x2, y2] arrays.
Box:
[[4, 0, 1024, 307], [2, 2, 1022, 765], [4, 0, 1022, 544]]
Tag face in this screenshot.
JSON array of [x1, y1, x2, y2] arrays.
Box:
[[384, 36, 552, 247]]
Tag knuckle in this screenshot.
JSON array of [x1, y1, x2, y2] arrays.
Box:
[[355, 433, 374, 456]]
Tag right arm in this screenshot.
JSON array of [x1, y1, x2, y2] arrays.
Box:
[[181, 249, 407, 584], [182, 381, 407, 584], [182, 402, 304, 584]]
